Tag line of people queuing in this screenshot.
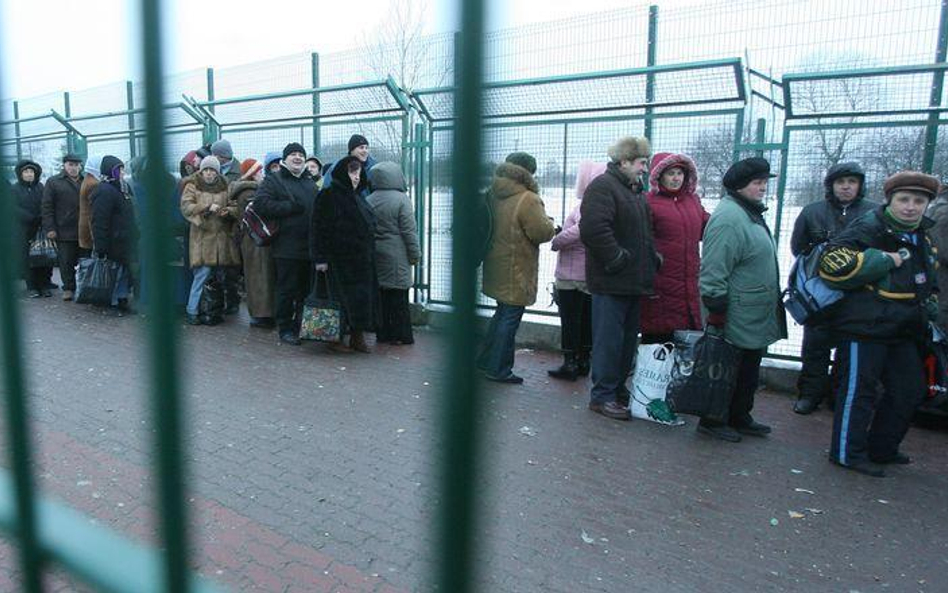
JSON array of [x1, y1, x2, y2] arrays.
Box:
[[11, 133, 421, 353], [478, 135, 942, 479]]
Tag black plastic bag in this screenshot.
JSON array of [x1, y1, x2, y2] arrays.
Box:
[[198, 277, 225, 326], [74, 257, 117, 305], [666, 330, 740, 423], [28, 232, 58, 268]]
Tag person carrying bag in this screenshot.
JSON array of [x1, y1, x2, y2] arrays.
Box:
[[299, 271, 344, 343]]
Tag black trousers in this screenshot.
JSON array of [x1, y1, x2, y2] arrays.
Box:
[[378, 288, 414, 344], [797, 324, 835, 401], [56, 240, 88, 292], [223, 266, 241, 310], [555, 288, 591, 353], [700, 347, 763, 428], [273, 258, 312, 334], [831, 340, 925, 465]]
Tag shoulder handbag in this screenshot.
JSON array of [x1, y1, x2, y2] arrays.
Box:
[[300, 271, 344, 342]]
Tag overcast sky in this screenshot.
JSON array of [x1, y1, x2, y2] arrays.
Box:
[[1, 0, 689, 100]]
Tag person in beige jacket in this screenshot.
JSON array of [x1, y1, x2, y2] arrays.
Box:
[[477, 152, 556, 383], [180, 156, 242, 324]]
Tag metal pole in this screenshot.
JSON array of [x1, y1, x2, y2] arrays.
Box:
[[311, 53, 321, 156], [0, 38, 43, 593], [435, 0, 484, 590], [561, 123, 569, 220], [732, 109, 745, 164], [755, 118, 766, 158], [13, 101, 22, 162], [643, 5, 658, 142], [414, 121, 427, 301], [772, 126, 791, 248], [923, 0, 948, 173], [126, 81, 137, 158], [204, 68, 217, 145], [139, 0, 191, 590]]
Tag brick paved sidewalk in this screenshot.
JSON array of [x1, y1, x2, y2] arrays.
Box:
[[2, 296, 947, 592]]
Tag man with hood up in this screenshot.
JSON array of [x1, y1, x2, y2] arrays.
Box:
[[12, 159, 51, 297], [789, 162, 876, 415]]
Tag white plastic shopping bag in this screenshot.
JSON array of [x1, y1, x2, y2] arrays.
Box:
[[630, 342, 685, 425]]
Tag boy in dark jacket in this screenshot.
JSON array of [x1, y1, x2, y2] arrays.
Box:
[[819, 171, 940, 477], [789, 162, 876, 414], [580, 136, 658, 420]]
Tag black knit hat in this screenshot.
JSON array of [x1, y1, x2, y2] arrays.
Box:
[[348, 134, 369, 153], [282, 142, 306, 160], [723, 157, 775, 192]]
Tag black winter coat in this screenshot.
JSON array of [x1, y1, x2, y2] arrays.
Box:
[[252, 165, 318, 261], [311, 160, 378, 331], [12, 160, 45, 240], [42, 172, 83, 241], [790, 196, 876, 257], [90, 181, 138, 264], [579, 162, 659, 296], [821, 206, 937, 343]]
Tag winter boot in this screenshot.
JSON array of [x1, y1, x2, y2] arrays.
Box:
[[548, 351, 579, 381], [576, 350, 591, 377]]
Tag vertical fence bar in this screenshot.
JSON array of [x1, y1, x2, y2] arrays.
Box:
[[311, 53, 321, 156], [754, 118, 766, 157], [435, 0, 484, 590], [414, 121, 427, 300], [126, 81, 137, 158], [12, 101, 22, 162], [643, 5, 658, 142], [772, 125, 791, 248], [732, 109, 745, 163], [923, 0, 948, 173], [0, 42, 43, 593], [139, 1, 191, 590], [561, 123, 569, 220]]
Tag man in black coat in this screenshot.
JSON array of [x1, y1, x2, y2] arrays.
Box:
[[253, 142, 319, 345], [43, 154, 85, 300], [12, 159, 52, 297], [580, 136, 660, 421], [789, 162, 876, 414]]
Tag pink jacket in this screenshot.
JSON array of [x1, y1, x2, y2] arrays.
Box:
[[552, 161, 607, 282]]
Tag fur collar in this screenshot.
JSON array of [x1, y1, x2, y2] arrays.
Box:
[[491, 162, 538, 199]]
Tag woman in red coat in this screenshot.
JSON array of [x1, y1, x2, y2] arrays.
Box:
[[640, 152, 710, 344]]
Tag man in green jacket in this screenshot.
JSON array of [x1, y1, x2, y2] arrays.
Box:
[[699, 157, 787, 442]]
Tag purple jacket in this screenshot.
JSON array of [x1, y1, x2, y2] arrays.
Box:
[[551, 202, 585, 282]]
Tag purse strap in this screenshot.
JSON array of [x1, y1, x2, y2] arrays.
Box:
[[312, 270, 335, 300]]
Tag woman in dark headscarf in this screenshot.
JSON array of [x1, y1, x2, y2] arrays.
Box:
[[311, 156, 379, 353]]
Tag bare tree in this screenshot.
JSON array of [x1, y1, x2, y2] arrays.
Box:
[[687, 122, 756, 200]]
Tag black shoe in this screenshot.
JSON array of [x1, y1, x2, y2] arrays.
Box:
[[589, 401, 631, 421], [279, 331, 301, 346], [576, 352, 591, 377], [249, 317, 275, 329], [732, 420, 771, 437], [697, 422, 742, 443], [185, 314, 203, 326], [485, 373, 524, 384], [41, 289, 52, 298], [44, 282, 58, 290], [871, 452, 912, 465], [548, 352, 579, 381], [793, 396, 820, 415], [224, 305, 239, 315], [28, 290, 43, 299], [830, 457, 885, 477]]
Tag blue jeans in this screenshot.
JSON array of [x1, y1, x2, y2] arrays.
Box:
[[477, 302, 525, 379], [186, 266, 212, 315], [110, 264, 132, 306], [590, 294, 641, 406]]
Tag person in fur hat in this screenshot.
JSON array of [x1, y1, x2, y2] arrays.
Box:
[[476, 152, 555, 381], [580, 136, 659, 420]]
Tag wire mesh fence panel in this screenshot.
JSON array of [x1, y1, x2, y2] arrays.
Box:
[[67, 82, 129, 118], [318, 117, 407, 164], [787, 71, 940, 118], [84, 138, 134, 164], [146, 129, 205, 172], [222, 126, 313, 165], [213, 53, 312, 98], [16, 138, 68, 174], [319, 33, 455, 89]]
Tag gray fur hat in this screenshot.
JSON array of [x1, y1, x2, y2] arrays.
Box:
[[607, 136, 651, 163]]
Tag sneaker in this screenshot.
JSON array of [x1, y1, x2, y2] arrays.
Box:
[[830, 457, 885, 477], [279, 331, 301, 346], [731, 420, 772, 437], [697, 422, 742, 443], [62, 290, 74, 301], [588, 401, 631, 421]]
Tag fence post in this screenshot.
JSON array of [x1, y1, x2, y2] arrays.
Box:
[[311, 53, 321, 156], [126, 81, 137, 158], [755, 118, 766, 157], [139, 0, 192, 590], [12, 100, 22, 162], [204, 68, 218, 145], [413, 121, 427, 300], [0, 47, 43, 593], [732, 109, 745, 163], [436, 0, 484, 590], [772, 125, 791, 248], [923, 0, 948, 173], [561, 123, 569, 220], [643, 5, 658, 142]]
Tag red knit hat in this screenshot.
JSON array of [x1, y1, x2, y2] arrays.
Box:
[[240, 158, 261, 179]]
